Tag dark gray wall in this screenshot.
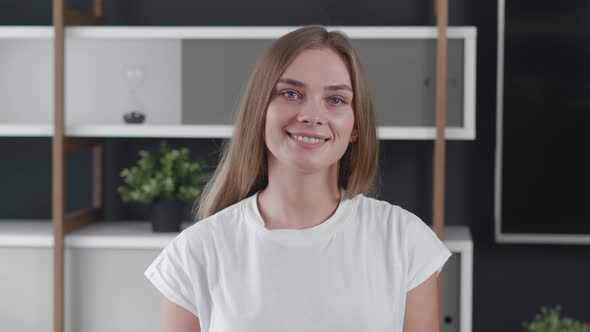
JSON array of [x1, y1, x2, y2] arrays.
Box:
[[1, 0, 589, 330]]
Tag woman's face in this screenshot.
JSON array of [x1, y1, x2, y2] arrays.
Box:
[[265, 48, 356, 174]]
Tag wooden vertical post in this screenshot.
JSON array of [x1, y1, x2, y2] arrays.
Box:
[[52, 0, 66, 332], [434, 0, 448, 240], [434, 0, 449, 329], [93, 0, 104, 17], [93, 145, 103, 208], [53, 1, 104, 331]]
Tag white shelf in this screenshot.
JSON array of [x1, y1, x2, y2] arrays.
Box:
[[0, 220, 53, 247], [0, 124, 53, 137], [0, 220, 192, 249], [0, 26, 52, 38], [378, 127, 475, 140], [63, 124, 474, 140], [0, 26, 476, 39], [0, 220, 471, 251], [0, 124, 474, 140], [64, 221, 193, 249], [66, 26, 476, 39], [65, 124, 233, 138]]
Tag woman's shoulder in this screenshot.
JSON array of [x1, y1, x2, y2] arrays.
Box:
[[181, 194, 253, 240], [351, 194, 431, 243], [355, 193, 422, 224]]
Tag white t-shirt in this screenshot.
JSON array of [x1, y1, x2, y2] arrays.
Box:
[[144, 190, 452, 332]]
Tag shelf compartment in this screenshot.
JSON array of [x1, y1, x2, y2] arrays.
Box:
[[0, 26, 476, 140]]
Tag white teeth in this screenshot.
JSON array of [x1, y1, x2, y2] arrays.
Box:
[[289, 133, 326, 144]]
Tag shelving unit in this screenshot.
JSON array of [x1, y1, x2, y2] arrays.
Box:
[[0, 25, 476, 140], [0, 4, 476, 332]]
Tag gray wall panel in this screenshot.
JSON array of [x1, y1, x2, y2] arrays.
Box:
[[182, 39, 273, 125], [354, 39, 464, 127]]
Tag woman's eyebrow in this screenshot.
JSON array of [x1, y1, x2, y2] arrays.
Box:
[[325, 84, 353, 92], [277, 78, 305, 87], [277, 78, 353, 92]]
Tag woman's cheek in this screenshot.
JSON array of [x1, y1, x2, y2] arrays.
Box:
[[330, 109, 354, 124]]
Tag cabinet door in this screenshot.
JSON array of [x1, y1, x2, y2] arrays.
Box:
[[64, 248, 162, 332], [0, 247, 53, 332], [440, 252, 461, 332], [353, 38, 464, 128]]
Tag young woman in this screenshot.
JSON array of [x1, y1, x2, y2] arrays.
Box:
[[145, 25, 451, 332]]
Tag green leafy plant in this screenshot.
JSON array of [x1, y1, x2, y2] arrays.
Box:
[[118, 141, 208, 204], [522, 305, 590, 332]]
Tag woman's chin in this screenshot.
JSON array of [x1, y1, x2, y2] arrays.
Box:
[[287, 159, 335, 175], [268, 152, 335, 175]]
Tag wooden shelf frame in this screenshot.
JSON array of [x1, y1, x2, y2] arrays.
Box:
[[44, 1, 459, 331], [433, 0, 449, 329], [52, 1, 104, 332]]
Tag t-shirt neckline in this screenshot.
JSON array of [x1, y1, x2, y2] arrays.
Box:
[[243, 188, 356, 247]]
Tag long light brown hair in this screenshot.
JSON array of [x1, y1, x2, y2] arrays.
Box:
[[195, 25, 379, 221]]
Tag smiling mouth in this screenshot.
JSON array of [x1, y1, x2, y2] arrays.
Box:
[[286, 131, 330, 144]]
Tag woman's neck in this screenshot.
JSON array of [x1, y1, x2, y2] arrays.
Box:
[[257, 162, 341, 230]]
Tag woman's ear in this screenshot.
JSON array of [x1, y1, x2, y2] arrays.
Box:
[[349, 129, 359, 143]]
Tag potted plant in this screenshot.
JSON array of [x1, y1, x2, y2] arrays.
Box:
[[522, 305, 590, 332], [118, 141, 209, 232]]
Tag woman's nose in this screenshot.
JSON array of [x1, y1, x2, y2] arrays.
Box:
[[296, 100, 325, 126]]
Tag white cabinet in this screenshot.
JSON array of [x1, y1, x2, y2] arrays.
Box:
[[441, 226, 473, 332], [0, 221, 472, 332], [0, 221, 53, 332], [63, 248, 162, 332]]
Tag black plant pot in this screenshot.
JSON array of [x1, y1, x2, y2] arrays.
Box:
[[150, 200, 184, 232]]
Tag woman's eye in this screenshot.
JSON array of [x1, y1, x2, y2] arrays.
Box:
[[282, 91, 299, 100], [328, 96, 346, 105]]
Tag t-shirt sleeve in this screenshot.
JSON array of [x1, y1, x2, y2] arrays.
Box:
[[144, 231, 200, 318], [403, 211, 452, 292]]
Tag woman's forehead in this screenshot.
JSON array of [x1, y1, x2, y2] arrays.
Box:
[[279, 48, 352, 88]]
